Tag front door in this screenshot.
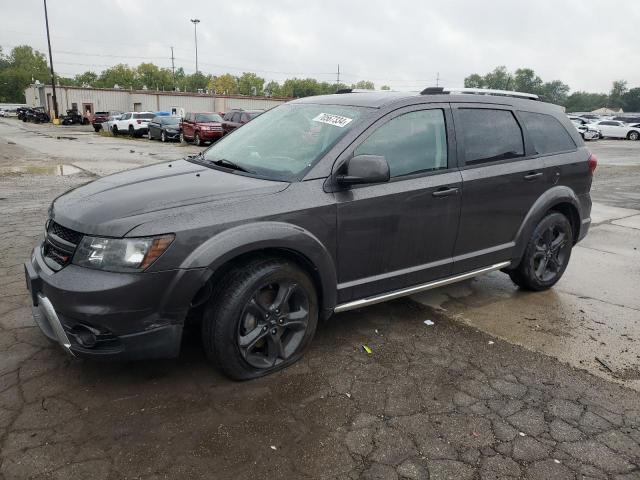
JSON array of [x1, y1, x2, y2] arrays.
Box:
[[335, 105, 462, 303]]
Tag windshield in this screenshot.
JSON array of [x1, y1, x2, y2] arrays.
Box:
[[196, 113, 223, 122], [201, 103, 365, 181], [162, 117, 181, 125]]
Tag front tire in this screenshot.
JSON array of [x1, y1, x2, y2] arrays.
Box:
[[202, 259, 318, 380], [180, 132, 186, 144], [195, 132, 202, 146], [628, 131, 640, 141], [161, 130, 166, 142], [509, 212, 573, 291]]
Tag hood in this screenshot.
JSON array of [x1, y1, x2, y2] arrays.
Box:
[[51, 160, 288, 237]]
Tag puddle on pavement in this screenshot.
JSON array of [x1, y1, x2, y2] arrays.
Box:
[[0, 164, 82, 176]]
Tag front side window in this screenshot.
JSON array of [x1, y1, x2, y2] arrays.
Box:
[[201, 103, 365, 181], [354, 109, 448, 178], [520, 111, 576, 155], [458, 109, 524, 165]]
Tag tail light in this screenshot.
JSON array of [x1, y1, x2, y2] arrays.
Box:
[[588, 153, 597, 175]]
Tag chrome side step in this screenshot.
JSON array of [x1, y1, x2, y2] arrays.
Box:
[[334, 261, 511, 313]]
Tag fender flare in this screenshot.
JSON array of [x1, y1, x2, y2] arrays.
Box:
[[180, 222, 337, 312], [510, 186, 582, 267]]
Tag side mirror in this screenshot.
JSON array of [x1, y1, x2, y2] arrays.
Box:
[[337, 154, 390, 185]]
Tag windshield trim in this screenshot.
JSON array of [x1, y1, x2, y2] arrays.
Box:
[[186, 155, 292, 183]]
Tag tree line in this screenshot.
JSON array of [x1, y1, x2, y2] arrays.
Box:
[[465, 66, 640, 112], [1, 45, 638, 113]]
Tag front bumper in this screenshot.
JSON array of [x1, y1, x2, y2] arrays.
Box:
[[199, 130, 224, 140], [165, 130, 180, 140], [25, 245, 205, 361]]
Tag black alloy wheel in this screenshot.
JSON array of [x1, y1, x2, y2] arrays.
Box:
[[508, 212, 573, 291], [237, 280, 310, 369]]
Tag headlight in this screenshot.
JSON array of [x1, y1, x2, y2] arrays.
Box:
[[72, 234, 174, 272]]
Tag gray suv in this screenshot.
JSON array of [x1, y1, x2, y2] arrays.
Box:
[[25, 88, 595, 380]]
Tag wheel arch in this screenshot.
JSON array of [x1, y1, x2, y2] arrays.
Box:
[[181, 222, 337, 317], [510, 186, 582, 268]]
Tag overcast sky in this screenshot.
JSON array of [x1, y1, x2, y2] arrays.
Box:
[[1, 0, 638, 93]]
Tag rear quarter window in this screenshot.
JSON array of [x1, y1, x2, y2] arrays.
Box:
[[519, 112, 576, 155]]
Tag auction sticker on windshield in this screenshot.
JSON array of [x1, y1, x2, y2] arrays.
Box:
[[312, 113, 353, 128]]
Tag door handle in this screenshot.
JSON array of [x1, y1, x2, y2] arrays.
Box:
[[524, 172, 543, 181], [432, 187, 459, 197]]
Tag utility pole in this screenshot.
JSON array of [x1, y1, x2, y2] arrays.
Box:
[[190, 19, 200, 74], [43, 0, 58, 120], [170, 46, 176, 90], [336, 64, 340, 85], [436, 72, 440, 87]]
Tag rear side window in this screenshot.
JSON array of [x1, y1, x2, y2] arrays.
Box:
[[458, 109, 524, 165], [355, 109, 448, 178], [519, 112, 576, 155]]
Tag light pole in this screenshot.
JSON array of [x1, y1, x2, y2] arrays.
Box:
[[43, 0, 58, 120], [190, 19, 200, 74]]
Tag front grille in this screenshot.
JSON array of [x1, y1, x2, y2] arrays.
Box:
[[43, 221, 83, 270], [48, 221, 83, 245]]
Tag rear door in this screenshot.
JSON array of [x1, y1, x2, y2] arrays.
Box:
[[451, 105, 554, 273], [335, 104, 462, 302]]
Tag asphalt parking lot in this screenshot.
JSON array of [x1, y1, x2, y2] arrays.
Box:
[[0, 118, 639, 479]]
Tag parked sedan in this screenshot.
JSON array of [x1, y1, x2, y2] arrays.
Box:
[[148, 116, 181, 142], [594, 120, 640, 140], [570, 118, 600, 141], [101, 114, 123, 133]]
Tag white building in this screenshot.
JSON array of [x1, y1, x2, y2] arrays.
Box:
[[24, 84, 290, 118]]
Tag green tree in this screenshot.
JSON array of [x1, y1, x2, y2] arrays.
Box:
[[352, 80, 375, 90], [237, 72, 265, 96], [264, 80, 281, 97], [513, 68, 543, 94], [136, 63, 172, 90], [97, 64, 136, 89], [539, 80, 570, 105], [609, 80, 628, 108], [74, 71, 98, 87], [564, 92, 608, 113], [0, 45, 50, 102], [380, 85, 391, 90], [484, 66, 512, 90], [183, 71, 210, 93], [464, 73, 485, 88], [209, 73, 238, 94], [622, 88, 640, 112], [281, 78, 324, 97]]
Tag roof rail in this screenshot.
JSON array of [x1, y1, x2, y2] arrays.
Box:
[[421, 87, 539, 101], [335, 88, 381, 94]]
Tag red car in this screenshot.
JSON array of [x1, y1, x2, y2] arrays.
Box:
[[222, 109, 263, 135], [91, 111, 118, 132], [180, 112, 224, 146]]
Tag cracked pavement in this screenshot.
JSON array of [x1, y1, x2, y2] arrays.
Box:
[[0, 119, 639, 479]]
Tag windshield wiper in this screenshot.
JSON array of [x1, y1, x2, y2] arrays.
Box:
[[210, 158, 255, 174]]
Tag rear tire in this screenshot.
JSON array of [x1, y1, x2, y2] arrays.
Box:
[[202, 259, 318, 380], [112, 126, 118, 136], [509, 212, 573, 291]]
